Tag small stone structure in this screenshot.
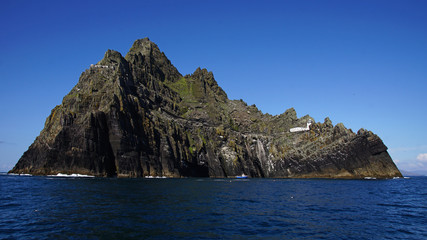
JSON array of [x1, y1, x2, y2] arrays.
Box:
[[90, 64, 115, 70], [290, 119, 312, 133]]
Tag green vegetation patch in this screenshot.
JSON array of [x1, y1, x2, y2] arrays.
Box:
[[166, 77, 195, 101]]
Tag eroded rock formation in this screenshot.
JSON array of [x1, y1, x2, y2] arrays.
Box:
[[10, 38, 402, 178]]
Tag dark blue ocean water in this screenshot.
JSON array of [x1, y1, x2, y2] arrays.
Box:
[[1, 174, 426, 240]]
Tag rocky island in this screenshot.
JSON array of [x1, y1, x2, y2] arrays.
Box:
[[10, 38, 402, 178]]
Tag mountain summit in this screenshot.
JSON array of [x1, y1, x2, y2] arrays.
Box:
[[10, 38, 402, 178]]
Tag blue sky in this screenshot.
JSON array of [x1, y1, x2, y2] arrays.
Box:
[[1, 0, 426, 174]]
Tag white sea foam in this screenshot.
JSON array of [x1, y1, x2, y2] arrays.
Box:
[[7, 173, 32, 176], [47, 173, 94, 178], [144, 176, 167, 179], [364, 177, 377, 180]]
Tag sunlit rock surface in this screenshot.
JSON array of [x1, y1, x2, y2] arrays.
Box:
[[10, 38, 402, 179]]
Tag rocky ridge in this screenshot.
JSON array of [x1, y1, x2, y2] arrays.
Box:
[[10, 38, 402, 178]]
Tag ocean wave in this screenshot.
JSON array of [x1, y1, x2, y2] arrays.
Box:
[[47, 173, 94, 178], [364, 177, 377, 180], [7, 173, 32, 176]]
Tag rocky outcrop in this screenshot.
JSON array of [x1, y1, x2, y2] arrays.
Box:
[[10, 38, 402, 178]]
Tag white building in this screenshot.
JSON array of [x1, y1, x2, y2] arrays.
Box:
[[290, 119, 312, 133]]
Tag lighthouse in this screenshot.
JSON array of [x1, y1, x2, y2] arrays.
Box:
[[290, 119, 312, 133]]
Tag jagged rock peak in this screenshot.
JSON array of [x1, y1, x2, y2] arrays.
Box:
[[282, 108, 297, 121], [127, 37, 160, 57], [124, 37, 181, 82], [97, 49, 126, 66], [187, 67, 228, 102], [191, 67, 213, 77], [324, 117, 333, 128], [189, 68, 216, 84]]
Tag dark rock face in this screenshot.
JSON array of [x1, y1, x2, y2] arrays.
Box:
[[10, 38, 402, 178]]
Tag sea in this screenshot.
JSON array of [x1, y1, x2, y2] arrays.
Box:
[[1, 173, 426, 240]]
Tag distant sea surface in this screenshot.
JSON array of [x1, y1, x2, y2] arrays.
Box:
[[1, 174, 426, 240]]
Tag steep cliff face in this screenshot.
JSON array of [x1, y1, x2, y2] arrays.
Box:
[[10, 38, 402, 178]]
